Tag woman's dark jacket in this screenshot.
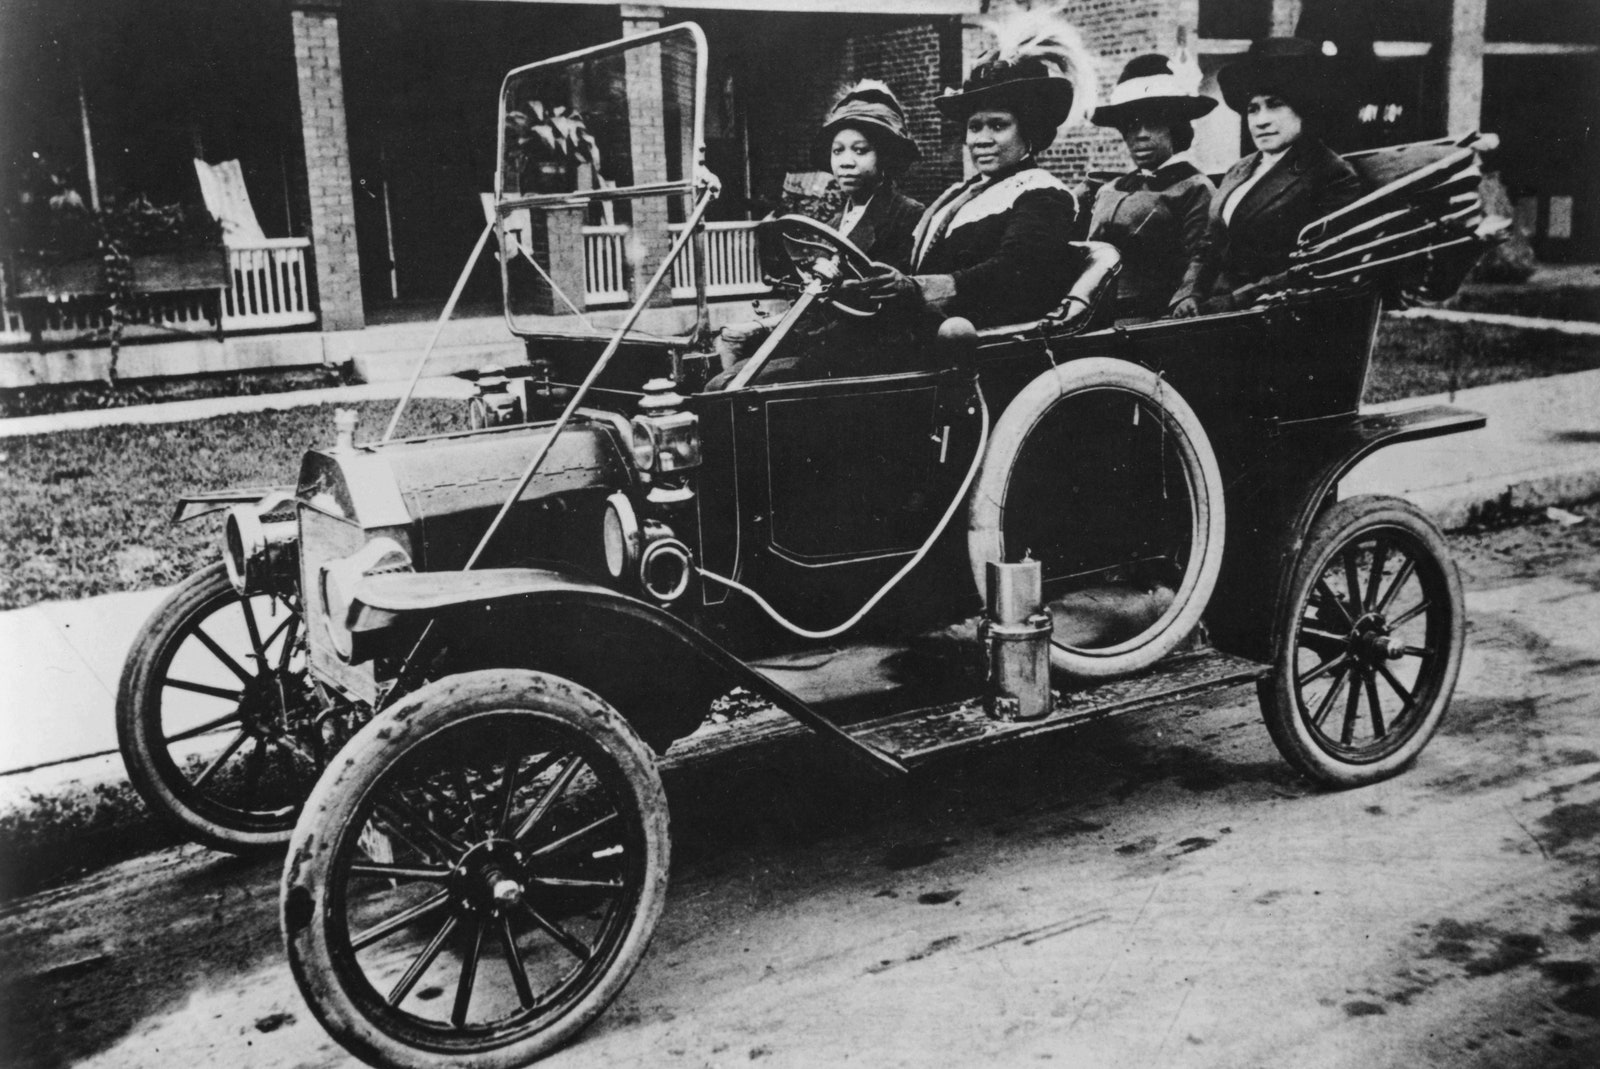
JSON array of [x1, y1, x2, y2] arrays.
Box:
[[909, 162, 1079, 327], [827, 184, 925, 272], [1087, 160, 1215, 318], [1195, 137, 1363, 310]]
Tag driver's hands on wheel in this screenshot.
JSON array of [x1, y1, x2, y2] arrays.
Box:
[[840, 261, 921, 304]]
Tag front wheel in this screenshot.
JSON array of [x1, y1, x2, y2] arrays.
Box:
[[282, 669, 670, 1069], [1258, 495, 1465, 787], [116, 562, 327, 851]]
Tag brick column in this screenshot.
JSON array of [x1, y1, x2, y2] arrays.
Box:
[[622, 5, 674, 307], [292, 1, 364, 331], [1443, 0, 1487, 134], [1270, 0, 1305, 37]]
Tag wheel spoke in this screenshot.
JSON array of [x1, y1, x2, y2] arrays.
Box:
[[1298, 627, 1348, 653], [386, 914, 459, 1006], [527, 875, 624, 892], [241, 736, 268, 801], [163, 708, 244, 743], [496, 752, 530, 836], [1309, 664, 1352, 730], [512, 756, 583, 842], [1365, 672, 1387, 738], [191, 624, 255, 685], [348, 862, 452, 882], [240, 597, 268, 664], [1375, 556, 1417, 615], [498, 914, 536, 1009], [519, 900, 592, 963], [351, 889, 451, 951], [1389, 599, 1432, 630], [1313, 579, 1355, 628], [1364, 539, 1390, 611], [376, 798, 468, 863], [453, 769, 483, 838], [191, 729, 249, 787], [526, 811, 622, 860], [452, 919, 487, 1027], [1340, 667, 1365, 745], [1341, 549, 1364, 623], [1297, 650, 1349, 689], [1376, 662, 1416, 711], [1400, 645, 1434, 658], [164, 678, 245, 703]]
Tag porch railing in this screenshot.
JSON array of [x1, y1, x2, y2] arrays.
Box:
[[580, 220, 767, 307], [0, 238, 317, 346]]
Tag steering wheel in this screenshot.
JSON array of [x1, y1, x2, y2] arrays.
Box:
[[762, 214, 882, 318]]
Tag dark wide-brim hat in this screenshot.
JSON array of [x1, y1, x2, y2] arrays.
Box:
[[934, 55, 1076, 134], [813, 80, 920, 171], [1216, 36, 1342, 117], [1090, 54, 1217, 127]]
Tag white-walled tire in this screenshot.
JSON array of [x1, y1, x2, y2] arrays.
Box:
[[282, 669, 669, 1069], [969, 357, 1225, 678]]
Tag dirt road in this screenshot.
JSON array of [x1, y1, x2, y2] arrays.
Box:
[[3, 513, 1598, 1069]]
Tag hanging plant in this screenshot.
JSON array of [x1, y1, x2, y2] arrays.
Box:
[[504, 101, 602, 193]]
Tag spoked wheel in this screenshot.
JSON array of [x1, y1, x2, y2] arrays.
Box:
[[969, 358, 1225, 678], [282, 669, 669, 1069], [117, 562, 332, 851], [1258, 495, 1465, 787]]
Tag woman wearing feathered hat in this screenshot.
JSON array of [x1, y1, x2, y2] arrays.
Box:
[[1086, 54, 1217, 321], [1175, 36, 1363, 316], [816, 80, 926, 272], [848, 7, 1092, 328]]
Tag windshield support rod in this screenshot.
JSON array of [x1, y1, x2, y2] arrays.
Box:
[[381, 219, 496, 444]]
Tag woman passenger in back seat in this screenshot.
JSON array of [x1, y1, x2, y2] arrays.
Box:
[[845, 14, 1094, 329], [1174, 37, 1363, 317]]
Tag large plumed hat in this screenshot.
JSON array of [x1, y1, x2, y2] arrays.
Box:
[[934, 4, 1097, 152], [1091, 53, 1216, 127], [1216, 36, 1342, 117], [814, 79, 920, 171]]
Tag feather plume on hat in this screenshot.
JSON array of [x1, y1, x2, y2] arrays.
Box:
[[936, 4, 1099, 149], [978, 3, 1099, 128]]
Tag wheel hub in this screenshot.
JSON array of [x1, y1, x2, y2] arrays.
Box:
[[1350, 613, 1403, 665], [450, 839, 528, 914]]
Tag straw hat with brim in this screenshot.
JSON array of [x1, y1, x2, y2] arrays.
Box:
[[814, 81, 920, 171], [1216, 37, 1342, 117], [1091, 54, 1216, 128], [934, 56, 1076, 147]]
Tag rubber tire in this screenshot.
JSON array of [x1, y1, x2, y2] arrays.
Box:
[[968, 357, 1226, 678], [1257, 495, 1465, 788], [282, 669, 670, 1069], [117, 561, 308, 852]]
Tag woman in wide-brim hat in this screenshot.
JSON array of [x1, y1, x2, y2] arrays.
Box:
[[812, 80, 926, 272], [1086, 54, 1218, 320], [847, 7, 1094, 328], [1176, 36, 1363, 316]]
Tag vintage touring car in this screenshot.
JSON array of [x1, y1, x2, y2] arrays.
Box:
[[114, 24, 1503, 1068]]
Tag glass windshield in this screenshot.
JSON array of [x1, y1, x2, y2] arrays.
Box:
[[496, 24, 706, 341]]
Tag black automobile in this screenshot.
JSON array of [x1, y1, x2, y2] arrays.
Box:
[[114, 24, 1502, 1069]]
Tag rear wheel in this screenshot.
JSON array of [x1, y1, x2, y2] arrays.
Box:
[[969, 358, 1225, 678], [282, 669, 669, 1069], [117, 562, 329, 851], [1258, 495, 1464, 787]]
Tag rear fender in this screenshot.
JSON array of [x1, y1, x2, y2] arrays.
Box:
[[346, 569, 905, 773], [1207, 403, 1485, 661]]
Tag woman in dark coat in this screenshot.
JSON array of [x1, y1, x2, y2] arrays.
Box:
[[1174, 37, 1364, 317], [1086, 54, 1217, 321], [850, 14, 1092, 328], [816, 80, 925, 272]]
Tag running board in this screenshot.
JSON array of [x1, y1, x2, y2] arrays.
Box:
[[849, 650, 1271, 768]]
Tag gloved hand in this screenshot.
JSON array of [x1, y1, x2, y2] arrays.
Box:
[[1169, 296, 1201, 319], [840, 261, 921, 304]]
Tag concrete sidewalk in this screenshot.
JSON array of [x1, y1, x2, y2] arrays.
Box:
[[2, 366, 1599, 879]]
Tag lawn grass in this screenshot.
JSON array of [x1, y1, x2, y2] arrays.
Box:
[[1364, 316, 1600, 404], [0, 398, 463, 609]]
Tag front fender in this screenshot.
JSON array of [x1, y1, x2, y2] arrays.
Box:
[[348, 569, 904, 772]]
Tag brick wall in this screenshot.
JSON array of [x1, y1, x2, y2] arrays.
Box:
[[291, 6, 364, 331]]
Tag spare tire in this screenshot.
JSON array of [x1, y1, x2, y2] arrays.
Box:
[[969, 357, 1225, 678]]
